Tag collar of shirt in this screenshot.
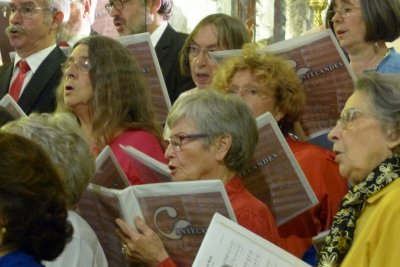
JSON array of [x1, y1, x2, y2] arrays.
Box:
[[150, 21, 168, 47], [14, 44, 57, 74]]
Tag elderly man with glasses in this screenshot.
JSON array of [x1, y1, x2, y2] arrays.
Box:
[[57, 0, 98, 47], [0, 0, 70, 114], [105, 0, 195, 103]]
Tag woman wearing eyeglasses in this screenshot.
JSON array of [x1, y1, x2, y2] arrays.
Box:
[[115, 90, 280, 267], [163, 13, 251, 137], [212, 45, 348, 262], [178, 13, 250, 92], [317, 72, 400, 267], [56, 35, 166, 185], [328, 0, 400, 75]]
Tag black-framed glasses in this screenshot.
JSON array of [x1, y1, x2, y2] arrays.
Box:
[[62, 58, 91, 73], [2, 4, 55, 19], [337, 108, 375, 129], [105, 0, 130, 14], [164, 133, 208, 151]]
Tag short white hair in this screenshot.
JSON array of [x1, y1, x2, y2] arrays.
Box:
[[48, 0, 71, 22]]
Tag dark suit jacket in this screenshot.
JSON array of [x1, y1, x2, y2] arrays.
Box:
[[155, 24, 195, 103], [0, 46, 66, 114]]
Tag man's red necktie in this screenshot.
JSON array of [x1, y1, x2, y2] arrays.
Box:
[[9, 60, 30, 102]]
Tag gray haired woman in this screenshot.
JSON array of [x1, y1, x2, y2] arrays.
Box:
[[115, 90, 280, 267], [319, 72, 400, 266]]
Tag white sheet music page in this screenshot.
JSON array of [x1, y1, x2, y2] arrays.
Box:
[[193, 213, 311, 267]]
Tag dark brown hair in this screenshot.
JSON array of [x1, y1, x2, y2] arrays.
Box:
[[361, 0, 400, 42], [56, 35, 162, 148], [0, 132, 73, 262]]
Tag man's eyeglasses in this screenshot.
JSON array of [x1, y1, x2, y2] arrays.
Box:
[[227, 85, 262, 97], [164, 133, 208, 151], [2, 4, 55, 19], [327, 5, 361, 20], [188, 44, 218, 64], [105, 0, 130, 14], [337, 108, 375, 129], [62, 58, 91, 73]]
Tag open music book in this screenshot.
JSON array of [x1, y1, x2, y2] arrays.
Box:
[[91, 145, 130, 189], [120, 113, 317, 226], [78, 180, 236, 267], [120, 144, 171, 183], [0, 94, 26, 119], [193, 213, 311, 267], [211, 30, 355, 139], [241, 112, 318, 225], [117, 32, 171, 123]]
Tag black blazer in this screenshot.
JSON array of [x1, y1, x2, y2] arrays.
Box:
[[155, 24, 195, 103], [0, 46, 66, 114]]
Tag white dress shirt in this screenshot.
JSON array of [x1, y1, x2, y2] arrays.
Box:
[[44, 210, 108, 267]]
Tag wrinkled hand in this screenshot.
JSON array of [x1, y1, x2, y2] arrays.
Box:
[[115, 217, 169, 266]]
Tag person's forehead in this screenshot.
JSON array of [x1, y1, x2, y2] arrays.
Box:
[[68, 44, 89, 60], [192, 24, 220, 48], [124, 0, 146, 8], [344, 90, 370, 111], [170, 118, 197, 132], [335, 0, 359, 6]]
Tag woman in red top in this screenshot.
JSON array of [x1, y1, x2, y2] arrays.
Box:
[[56, 35, 166, 185], [115, 90, 280, 266], [212, 44, 348, 258]]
